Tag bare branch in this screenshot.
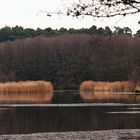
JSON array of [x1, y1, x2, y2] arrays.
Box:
[[43, 0, 140, 18]]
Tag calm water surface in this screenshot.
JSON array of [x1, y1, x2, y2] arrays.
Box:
[[0, 91, 140, 134]]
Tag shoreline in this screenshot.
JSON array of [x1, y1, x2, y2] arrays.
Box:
[[1, 103, 140, 107], [0, 129, 140, 140]]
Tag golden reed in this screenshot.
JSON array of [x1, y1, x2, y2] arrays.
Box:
[[80, 80, 94, 92], [80, 80, 135, 92], [79, 80, 140, 103], [0, 81, 53, 103]]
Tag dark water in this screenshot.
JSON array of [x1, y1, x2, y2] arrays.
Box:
[[0, 91, 140, 134], [53, 91, 140, 104]]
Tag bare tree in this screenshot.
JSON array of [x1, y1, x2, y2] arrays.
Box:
[[44, 0, 140, 18]]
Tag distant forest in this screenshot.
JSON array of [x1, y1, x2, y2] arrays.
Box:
[[0, 25, 140, 89], [1, 25, 140, 42]]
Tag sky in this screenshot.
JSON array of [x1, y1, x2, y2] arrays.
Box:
[[0, 0, 140, 34]]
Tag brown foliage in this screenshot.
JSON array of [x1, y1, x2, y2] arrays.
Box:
[[0, 35, 140, 89]]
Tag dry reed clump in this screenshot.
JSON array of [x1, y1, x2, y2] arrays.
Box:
[[110, 81, 135, 92], [92, 81, 135, 92], [80, 81, 136, 92], [79, 80, 138, 93], [80, 81, 94, 92], [79, 80, 140, 103], [94, 82, 112, 91], [0, 81, 54, 103]]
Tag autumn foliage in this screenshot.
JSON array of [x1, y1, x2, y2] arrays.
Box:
[[0, 34, 140, 89]]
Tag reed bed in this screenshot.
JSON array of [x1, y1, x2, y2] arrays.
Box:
[[0, 81, 54, 103], [79, 80, 140, 103], [94, 82, 112, 91], [111, 81, 135, 92], [80, 81, 135, 92], [79, 80, 94, 92]]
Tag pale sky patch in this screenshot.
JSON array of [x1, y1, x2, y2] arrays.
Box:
[[0, 0, 139, 33]]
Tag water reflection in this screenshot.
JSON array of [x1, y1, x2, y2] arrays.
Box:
[[80, 91, 140, 103], [0, 91, 140, 134], [0, 92, 53, 104], [52, 91, 82, 103], [0, 90, 140, 104], [0, 105, 140, 134]]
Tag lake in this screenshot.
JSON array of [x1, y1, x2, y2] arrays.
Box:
[[0, 91, 140, 134]]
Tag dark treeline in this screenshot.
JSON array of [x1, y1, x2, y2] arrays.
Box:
[[0, 34, 140, 89], [1, 25, 140, 42]]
